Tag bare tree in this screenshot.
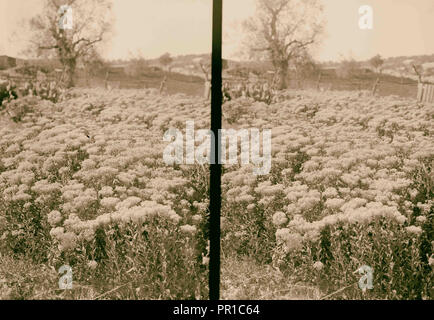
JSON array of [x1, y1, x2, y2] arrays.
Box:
[[370, 54, 384, 95], [412, 64, 424, 83], [159, 53, 173, 72], [369, 54, 384, 74], [199, 61, 210, 82], [195, 56, 229, 99], [28, 0, 113, 88], [242, 0, 324, 89]]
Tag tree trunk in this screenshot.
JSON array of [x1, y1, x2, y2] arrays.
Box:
[[316, 73, 322, 90], [204, 80, 211, 99], [65, 60, 77, 88], [372, 77, 380, 96], [277, 61, 289, 90]]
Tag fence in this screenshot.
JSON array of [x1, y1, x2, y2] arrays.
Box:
[[287, 78, 418, 99], [221, 75, 419, 100], [417, 82, 434, 103]]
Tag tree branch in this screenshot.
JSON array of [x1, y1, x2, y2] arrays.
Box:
[[73, 37, 102, 49], [287, 39, 315, 59], [39, 45, 59, 50], [199, 62, 210, 81], [412, 64, 423, 83]]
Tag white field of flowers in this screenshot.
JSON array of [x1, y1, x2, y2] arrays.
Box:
[[0, 88, 432, 299], [219, 90, 433, 299], [222, 90, 432, 230], [0, 89, 212, 248]]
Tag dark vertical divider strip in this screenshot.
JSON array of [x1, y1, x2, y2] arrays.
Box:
[[209, 0, 222, 301]]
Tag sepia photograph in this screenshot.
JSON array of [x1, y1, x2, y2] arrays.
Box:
[[0, 0, 433, 302]]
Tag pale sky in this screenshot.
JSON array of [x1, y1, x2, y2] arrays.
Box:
[[1, 0, 433, 61]]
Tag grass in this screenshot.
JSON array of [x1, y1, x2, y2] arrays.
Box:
[[221, 254, 321, 300], [0, 252, 321, 300], [290, 75, 418, 99], [74, 71, 205, 97]]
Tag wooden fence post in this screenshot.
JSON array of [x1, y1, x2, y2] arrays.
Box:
[[316, 73, 322, 91], [204, 79, 211, 99], [417, 82, 423, 102], [417, 82, 434, 103], [428, 85, 434, 102], [428, 84, 434, 103], [372, 77, 380, 96]]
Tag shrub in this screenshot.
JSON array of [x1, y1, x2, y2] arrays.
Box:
[[0, 83, 18, 108]]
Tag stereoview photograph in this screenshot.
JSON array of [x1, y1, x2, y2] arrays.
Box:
[[0, 0, 432, 300]]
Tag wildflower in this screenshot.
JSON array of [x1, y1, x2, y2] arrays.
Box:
[[81, 228, 95, 242], [325, 198, 345, 210], [20, 171, 35, 185], [115, 185, 127, 194], [186, 188, 195, 197], [57, 232, 77, 251], [49, 226, 64, 239], [87, 260, 98, 270], [409, 188, 418, 199], [247, 203, 256, 211], [81, 159, 97, 170], [275, 228, 303, 252], [47, 210, 62, 226], [416, 216, 427, 223], [115, 196, 142, 210], [180, 224, 197, 235], [341, 173, 360, 187], [272, 211, 288, 226], [220, 217, 227, 231], [417, 202, 432, 215], [323, 187, 338, 198], [405, 225, 422, 236], [254, 181, 284, 197], [341, 198, 367, 213], [297, 195, 320, 211], [100, 197, 120, 210], [192, 214, 202, 223], [305, 229, 320, 242], [395, 214, 407, 225], [12, 192, 32, 202], [169, 212, 182, 224], [58, 167, 69, 175], [313, 261, 324, 271], [95, 213, 112, 226], [234, 194, 255, 203], [99, 186, 114, 197]]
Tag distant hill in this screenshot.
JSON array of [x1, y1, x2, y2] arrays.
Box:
[[321, 54, 434, 83], [381, 54, 434, 83], [162, 53, 434, 83], [3, 52, 433, 87]]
